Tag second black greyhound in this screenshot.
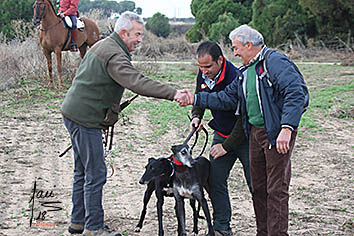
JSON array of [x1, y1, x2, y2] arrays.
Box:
[[136, 157, 174, 236], [136, 156, 204, 236], [171, 143, 214, 236]]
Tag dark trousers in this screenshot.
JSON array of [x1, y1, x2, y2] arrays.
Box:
[[249, 126, 297, 236], [209, 131, 251, 232]]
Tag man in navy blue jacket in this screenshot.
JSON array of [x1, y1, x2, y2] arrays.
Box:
[[184, 26, 308, 236], [190, 41, 251, 236]]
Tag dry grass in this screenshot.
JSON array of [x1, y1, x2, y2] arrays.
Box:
[[1, 15, 353, 90]]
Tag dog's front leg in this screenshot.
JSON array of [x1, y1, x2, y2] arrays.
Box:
[[155, 185, 165, 236], [135, 182, 155, 232], [174, 196, 187, 236]]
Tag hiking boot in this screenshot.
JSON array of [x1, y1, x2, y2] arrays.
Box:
[[68, 223, 110, 234], [68, 223, 84, 234], [82, 228, 121, 236], [215, 229, 233, 236]]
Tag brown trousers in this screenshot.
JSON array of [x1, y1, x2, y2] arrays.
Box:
[[249, 126, 297, 236]]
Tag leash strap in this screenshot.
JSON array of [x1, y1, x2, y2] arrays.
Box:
[[186, 114, 209, 157], [198, 127, 208, 157], [59, 95, 138, 157]]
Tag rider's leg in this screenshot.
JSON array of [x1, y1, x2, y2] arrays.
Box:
[[69, 15, 78, 52]]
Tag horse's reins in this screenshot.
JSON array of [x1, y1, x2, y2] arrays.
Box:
[[40, 20, 62, 32], [34, 1, 63, 32]]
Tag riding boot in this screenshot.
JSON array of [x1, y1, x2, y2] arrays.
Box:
[[70, 29, 78, 52]]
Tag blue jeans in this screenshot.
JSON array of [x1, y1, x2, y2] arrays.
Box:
[[63, 116, 107, 230], [209, 131, 251, 232]]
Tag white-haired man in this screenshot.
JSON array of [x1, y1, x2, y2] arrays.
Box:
[[61, 11, 191, 236]]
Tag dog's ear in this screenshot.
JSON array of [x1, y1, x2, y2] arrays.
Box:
[[148, 157, 154, 163]]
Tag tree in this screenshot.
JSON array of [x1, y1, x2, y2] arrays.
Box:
[[78, 0, 121, 16], [251, 0, 313, 47], [118, 0, 135, 14], [145, 12, 171, 38], [0, 0, 34, 38], [77, 0, 142, 17], [186, 0, 252, 43], [208, 12, 240, 43], [299, 0, 354, 42], [136, 7, 142, 15]]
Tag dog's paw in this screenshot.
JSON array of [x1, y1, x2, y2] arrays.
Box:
[[134, 226, 141, 232]]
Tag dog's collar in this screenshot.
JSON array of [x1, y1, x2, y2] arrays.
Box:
[[172, 154, 184, 166]]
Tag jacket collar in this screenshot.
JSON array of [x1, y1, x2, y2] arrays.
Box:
[[110, 32, 132, 61], [215, 57, 227, 85], [239, 46, 268, 73], [258, 45, 268, 61]]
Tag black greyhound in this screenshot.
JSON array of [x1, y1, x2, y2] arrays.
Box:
[[171, 143, 214, 236], [136, 156, 204, 236], [135, 157, 174, 235]]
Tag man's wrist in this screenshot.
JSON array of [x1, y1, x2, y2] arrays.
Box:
[[281, 124, 294, 131], [191, 114, 200, 120]]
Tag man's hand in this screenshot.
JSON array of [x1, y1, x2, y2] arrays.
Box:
[[210, 143, 227, 159], [276, 128, 292, 154], [174, 89, 192, 106], [175, 89, 193, 106], [190, 117, 203, 132], [60, 12, 65, 18]]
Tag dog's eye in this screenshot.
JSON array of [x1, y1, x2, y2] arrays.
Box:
[[181, 151, 186, 155]]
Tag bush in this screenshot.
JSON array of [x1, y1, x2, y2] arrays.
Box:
[[145, 12, 171, 38]]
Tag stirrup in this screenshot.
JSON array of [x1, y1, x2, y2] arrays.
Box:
[[70, 43, 78, 52]]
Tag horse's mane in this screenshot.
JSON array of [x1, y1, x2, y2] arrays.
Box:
[[45, 0, 57, 15]]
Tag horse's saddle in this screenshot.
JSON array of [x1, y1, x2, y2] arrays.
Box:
[[63, 16, 85, 31]]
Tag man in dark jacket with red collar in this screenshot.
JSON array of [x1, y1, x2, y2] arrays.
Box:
[[190, 41, 252, 236]]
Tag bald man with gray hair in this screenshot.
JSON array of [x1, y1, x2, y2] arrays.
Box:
[[114, 11, 144, 32]]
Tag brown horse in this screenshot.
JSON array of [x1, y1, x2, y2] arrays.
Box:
[[32, 0, 100, 87]]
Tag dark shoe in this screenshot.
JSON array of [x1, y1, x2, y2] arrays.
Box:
[[215, 229, 233, 236], [82, 228, 121, 236], [68, 223, 84, 234], [68, 223, 109, 234]]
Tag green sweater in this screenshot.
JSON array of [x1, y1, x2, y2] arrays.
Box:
[[246, 61, 264, 128], [61, 32, 177, 129]]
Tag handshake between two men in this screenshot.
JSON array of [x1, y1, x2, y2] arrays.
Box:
[[174, 89, 194, 107]]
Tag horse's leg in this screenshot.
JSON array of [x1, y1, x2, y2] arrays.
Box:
[[79, 43, 88, 58], [54, 49, 63, 88], [43, 49, 53, 87]]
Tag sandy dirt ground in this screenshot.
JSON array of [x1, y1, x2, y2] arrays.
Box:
[[0, 67, 353, 236]]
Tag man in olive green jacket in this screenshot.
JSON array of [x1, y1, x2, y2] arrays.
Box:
[[61, 11, 190, 236]]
